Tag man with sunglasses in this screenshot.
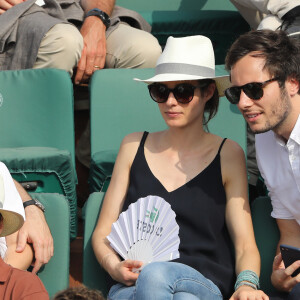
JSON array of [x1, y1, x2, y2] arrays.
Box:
[[225, 29, 300, 299]]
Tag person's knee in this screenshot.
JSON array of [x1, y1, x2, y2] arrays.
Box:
[[137, 262, 170, 287], [106, 25, 162, 69], [35, 24, 83, 74], [127, 33, 162, 68]]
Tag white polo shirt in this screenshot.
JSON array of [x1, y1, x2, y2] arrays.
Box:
[[0, 162, 25, 258], [255, 114, 300, 224]]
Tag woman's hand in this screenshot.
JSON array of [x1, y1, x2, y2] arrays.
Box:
[[271, 253, 300, 292], [229, 285, 269, 300], [111, 260, 143, 286]]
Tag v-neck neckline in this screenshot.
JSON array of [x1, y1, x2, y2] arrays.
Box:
[[142, 146, 219, 194]]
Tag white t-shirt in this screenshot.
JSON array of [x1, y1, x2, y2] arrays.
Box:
[[0, 162, 25, 258], [256, 114, 300, 224]]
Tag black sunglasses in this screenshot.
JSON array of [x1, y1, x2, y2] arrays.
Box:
[[148, 83, 208, 104], [225, 77, 280, 104]]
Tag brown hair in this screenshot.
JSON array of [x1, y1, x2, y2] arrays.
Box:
[[225, 30, 300, 93], [198, 79, 219, 125], [53, 286, 105, 300]]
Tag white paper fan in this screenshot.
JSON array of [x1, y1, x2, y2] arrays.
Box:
[[107, 195, 180, 265]]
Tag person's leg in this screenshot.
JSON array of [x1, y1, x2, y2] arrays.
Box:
[[33, 23, 83, 76], [108, 283, 135, 300], [287, 283, 300, 300], [135, 262, 223, 300], [105, 23, 162, 69], [231, 0, 300, 31], [230, 0, 265, 29]]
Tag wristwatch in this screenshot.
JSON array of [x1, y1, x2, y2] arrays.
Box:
[[85, 8, 111, 29], [23, 199, 45, 213]]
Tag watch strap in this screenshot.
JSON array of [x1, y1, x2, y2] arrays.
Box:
[[23, 199, 36, 209], [23, 199, 45, 212], [85, 8, 111, 29]]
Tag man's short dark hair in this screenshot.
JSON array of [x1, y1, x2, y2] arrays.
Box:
[[225, 30, 300, 92]]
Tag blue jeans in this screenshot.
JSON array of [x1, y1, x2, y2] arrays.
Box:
[[108, 262, 223, 300]]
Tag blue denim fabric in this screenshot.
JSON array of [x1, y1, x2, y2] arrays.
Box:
[[108, 262, 223, 300]]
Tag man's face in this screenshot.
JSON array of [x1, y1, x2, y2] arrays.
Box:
[[230, 53, 291, 134]]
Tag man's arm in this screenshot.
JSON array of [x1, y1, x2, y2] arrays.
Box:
[[13, 179, 53, 273], [271, 219, 300, 292], [74, 0, 115, 84]]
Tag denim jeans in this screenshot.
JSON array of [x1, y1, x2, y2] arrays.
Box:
[[108, 262, 223, 300]]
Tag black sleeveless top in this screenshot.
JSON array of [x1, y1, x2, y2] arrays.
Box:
[[121, 132, 235, 298]]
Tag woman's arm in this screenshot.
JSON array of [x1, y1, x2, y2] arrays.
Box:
[[221, 140, 268, 299], [4, 230, 34, 270], [92, 132, 144, 286]]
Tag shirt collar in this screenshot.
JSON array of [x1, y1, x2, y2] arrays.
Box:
[[274, 114, 300, 146]]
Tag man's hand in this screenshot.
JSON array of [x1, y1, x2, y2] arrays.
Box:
[[74, 16, 107, 84], [16, 205, 53, 273], [271, 253, 300, 292], [0, 0, 23, 14]]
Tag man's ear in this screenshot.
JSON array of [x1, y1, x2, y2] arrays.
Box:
[[286, 77, 300, 96]]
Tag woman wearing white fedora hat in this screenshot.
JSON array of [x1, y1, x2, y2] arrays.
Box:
[[92, 36, 268, 299]]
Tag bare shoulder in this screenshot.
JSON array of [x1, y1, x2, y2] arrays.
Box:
[[117, 132, 145, 165], [221, 138, 245, 161]]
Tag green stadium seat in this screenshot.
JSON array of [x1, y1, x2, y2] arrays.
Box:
[[31, 193, 70, 299], [251, 196, 279, 294], [89, 67, 246, 193], [116, 0, 250, 64], [82, 192, 108, 295], [0, 69, 77, 239]]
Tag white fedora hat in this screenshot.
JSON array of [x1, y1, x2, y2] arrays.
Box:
[[135, 35, 230, 97], [0, 174, 24, 237]]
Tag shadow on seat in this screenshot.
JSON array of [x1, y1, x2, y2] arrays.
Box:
[[30, 193, 70, 298], [251, 196, 279, 294]]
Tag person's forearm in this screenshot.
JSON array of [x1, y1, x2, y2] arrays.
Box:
[[80, 0, 115, 15], [13, 179, 32, 203], [235, 247, 261, 276], [5, 232, 34, 270]]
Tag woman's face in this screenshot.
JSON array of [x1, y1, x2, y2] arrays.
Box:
[[156, 80, 211, 129]]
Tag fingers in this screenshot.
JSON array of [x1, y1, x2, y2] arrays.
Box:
[[15, 228, 27, 253], [285, 261, 300, 277], [74, 45, 87, 84], [31, 235, 54, 273], [273, 253, 283, 270], [0, 0, 12, 11]]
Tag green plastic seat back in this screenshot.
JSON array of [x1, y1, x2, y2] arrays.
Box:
[[0, 69, 78, 239], [0, 69, 76, 167], [31, 193, 70, 299], [116, 0, 249, 64], [83, 192, 108, 295], [90, 68, 167, 156], [117, 0, 239, 11], [251, 196, 279, 294]]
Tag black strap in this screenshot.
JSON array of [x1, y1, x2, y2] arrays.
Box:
[[217, 138, 227, 155], [140, 131, 149, 147], [23, 199, 35, 209]]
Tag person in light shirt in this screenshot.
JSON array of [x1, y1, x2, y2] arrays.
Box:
[[225, 29, 300, 299]]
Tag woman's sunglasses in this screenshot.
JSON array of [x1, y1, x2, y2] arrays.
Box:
[[148, 83, 207, 104], [224, 77, 280, 104]]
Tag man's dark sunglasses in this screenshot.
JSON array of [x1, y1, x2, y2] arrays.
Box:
[[225, 77, 280, 104], [148, 82, 208, 104]]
